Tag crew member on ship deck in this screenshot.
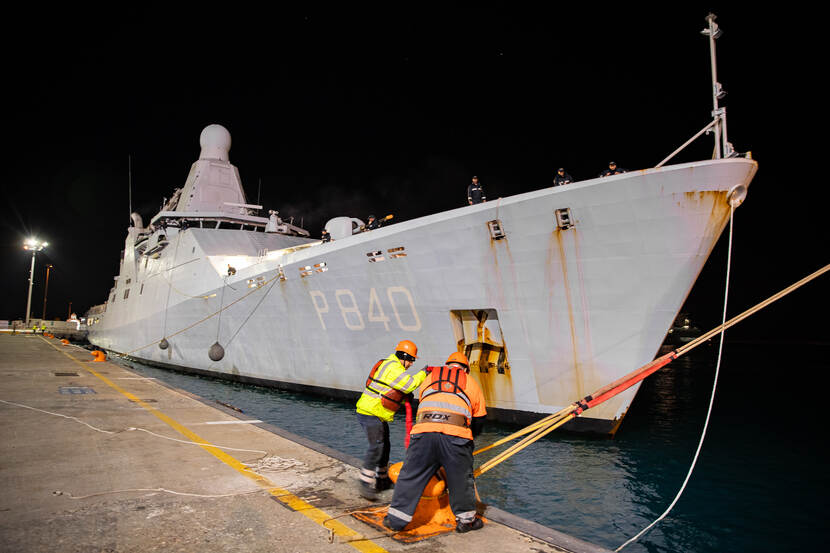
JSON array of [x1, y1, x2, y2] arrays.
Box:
[[466, 176, 486, 205], [364, 215, 379, 231], [599, 161, 626, 177], [355, 340, 431, 500], [553, 167, 573, 186]]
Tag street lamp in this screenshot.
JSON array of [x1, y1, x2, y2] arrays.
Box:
[[23, 238, 48, 327]]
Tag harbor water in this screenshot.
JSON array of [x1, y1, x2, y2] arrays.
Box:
[[113, 341, 828, 552]]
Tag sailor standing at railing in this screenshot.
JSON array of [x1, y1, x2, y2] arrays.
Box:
[[553, 167, 573, 186], [599, 161, 626, 177], [466, 176, 486, 205]]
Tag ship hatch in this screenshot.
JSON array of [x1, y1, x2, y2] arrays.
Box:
[[487, 220, 506, 240], [555, 208, 573, 230], [450, 309, 513, 404]]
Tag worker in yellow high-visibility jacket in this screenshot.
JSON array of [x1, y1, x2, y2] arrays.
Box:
[[355, 339, 431, 500]]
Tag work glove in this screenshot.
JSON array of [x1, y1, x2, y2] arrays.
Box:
[[422, 365, 435, 374]]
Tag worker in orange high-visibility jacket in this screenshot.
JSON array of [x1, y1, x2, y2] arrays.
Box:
[[384, 352, 487, 533], [356, 340, 432, 500]]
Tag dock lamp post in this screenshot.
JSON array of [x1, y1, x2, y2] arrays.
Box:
[[23, 238, 48, 327]]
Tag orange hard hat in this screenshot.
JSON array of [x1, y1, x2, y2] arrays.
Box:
[[446, 351, 469, 368], [395, 340, 418, 359]]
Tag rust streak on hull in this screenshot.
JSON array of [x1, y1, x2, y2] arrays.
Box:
[[554, 230, 584, 399]]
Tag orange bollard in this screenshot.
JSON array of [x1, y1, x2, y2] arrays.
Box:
[[351, 461, 484, 542], [60, 339, 69, 345], [91, 350, 107, 362]]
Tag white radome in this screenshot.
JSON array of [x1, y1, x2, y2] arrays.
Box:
[[199, 124, 232, 161]]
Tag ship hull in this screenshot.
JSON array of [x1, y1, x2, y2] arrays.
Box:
[[89, 158, 757, 433]]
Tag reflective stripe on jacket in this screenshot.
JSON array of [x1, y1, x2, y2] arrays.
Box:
[[356, 354, 427, 422]]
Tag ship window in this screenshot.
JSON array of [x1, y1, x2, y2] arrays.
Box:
[[388, 247, 407, 258], [139, 283, 144, 295], [144, 258, 149, 269], [367, 251, 385, 262], [125, 278, 131, 285], [555, 208, 573, 230], [487, 220, 506, 240], [123, 289, 130, 300]]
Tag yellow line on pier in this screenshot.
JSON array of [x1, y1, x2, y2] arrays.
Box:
[[44, 339, 388, 553]]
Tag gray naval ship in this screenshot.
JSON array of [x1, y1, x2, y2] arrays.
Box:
[[87, 16, 756, 433]]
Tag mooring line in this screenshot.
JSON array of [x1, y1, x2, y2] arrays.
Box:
[[616, 204, 735, 551]]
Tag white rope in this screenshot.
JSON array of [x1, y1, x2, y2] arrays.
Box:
[[52, 487, 263, 500], [124, 427, 267, 454], [615, 203, 735, 551], [1, 400, 307, 504], [0, 399, 267, 454], [0, 399, 116, 434]]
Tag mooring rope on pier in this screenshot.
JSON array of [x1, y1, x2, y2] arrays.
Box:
[[0, 398, 267, 454], [52, 487, 265, 500]]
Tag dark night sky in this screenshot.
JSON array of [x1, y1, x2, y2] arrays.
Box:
[[3, 6, 827, 341]]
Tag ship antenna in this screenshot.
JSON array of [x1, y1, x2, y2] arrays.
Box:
[[128, 154, 133, 224], [656, 13, 734, 168], [701, 13, 731, 159], [257, 177, 261, 207]]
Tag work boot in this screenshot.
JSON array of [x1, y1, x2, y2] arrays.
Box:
[[358, 482, 378, 501], [455, 518, 484, 533], [382, 515, 407, 532], [375, 476, 394, 492]]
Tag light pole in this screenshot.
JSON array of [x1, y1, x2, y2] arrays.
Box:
[[42, 264, 53, 320], [23, 238, 48, 327]]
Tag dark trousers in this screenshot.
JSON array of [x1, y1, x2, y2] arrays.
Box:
[[386, 432, 476, 527], [357, 413, 390, 488]]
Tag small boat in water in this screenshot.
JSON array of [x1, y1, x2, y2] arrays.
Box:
[[663, 313, 703, 346]]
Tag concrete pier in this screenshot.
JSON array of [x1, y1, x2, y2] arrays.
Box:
[[0, 334, 611, 552]]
